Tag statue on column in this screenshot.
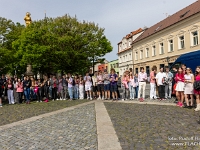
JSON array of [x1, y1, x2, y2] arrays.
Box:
[[24, 12, 34, 77], [24, 12, 32, 27]]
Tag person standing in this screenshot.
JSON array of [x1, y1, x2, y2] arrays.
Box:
[[67, 74, 74, 101], [97, 71, 104, 100], [79, 76, 84, 99], [150, 67, 157, 100], [6, 79, 14, 104], [49, 75, 53, 99], [103, 70, 110, 100], [23, 76, 31, 104], [84, 73, 92, 100], [129, 74, 136, 100], [92, 72, 98, 99], [156, 67, 166, 100], [164, 66, 173, 99], [74, 75, 79, 100], [52, 76, 58, 101], [57, 76, 63, 100], [184, 68, 194, 108], [175, 67, 185, 107], [138, 67, 147, 102], [16, 78, 23, 104], [110, 69, 118, 101], [194, 66, 200, 111], [43, 75, 49, 99], [134, 73, 139, 98], [13, 77, 18, 103], [121, 73, 129, 101], [62, 75, 68, 100]]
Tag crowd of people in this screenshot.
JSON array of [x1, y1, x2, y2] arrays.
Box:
[[120, 64, 200, 111], [0, 64, 200, 111], [0, 68, 121, 107]]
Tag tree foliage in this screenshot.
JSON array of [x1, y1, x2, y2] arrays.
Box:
[[0, 15, 113, 75], [0, 17, 25, 75], [13, 14, 112, 74]]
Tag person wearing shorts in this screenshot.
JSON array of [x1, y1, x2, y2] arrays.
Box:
[[84, 73, 92, 100], [103, 69, 110, 100], [97, 71, 104, 100], [110, 69, 118, 101]]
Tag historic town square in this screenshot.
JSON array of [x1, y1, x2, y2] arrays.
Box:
[[0, 0, 200, 149]]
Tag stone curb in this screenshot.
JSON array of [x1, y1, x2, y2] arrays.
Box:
[[0, 101, 94, 131], [95, 101, 122, 150]]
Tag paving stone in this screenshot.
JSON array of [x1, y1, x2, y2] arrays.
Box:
[[105, 102, 200, 150], [0, 104, 97, 150]]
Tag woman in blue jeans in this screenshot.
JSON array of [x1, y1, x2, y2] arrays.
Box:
[[134, 73, 139, 98], [74, 75, 79, 100], [67, 74, 74, 101], [23, 76, 31, 104]]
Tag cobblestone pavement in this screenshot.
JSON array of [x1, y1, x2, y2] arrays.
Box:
[[104, 102, 200, 150], [0, 104, 97, 150]]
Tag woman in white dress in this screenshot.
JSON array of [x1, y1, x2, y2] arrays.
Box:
[[184, 68, 194, 108]]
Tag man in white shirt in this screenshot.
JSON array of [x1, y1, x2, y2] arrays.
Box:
[[138, 67, 147, 101], [156, 67, 166, 100]]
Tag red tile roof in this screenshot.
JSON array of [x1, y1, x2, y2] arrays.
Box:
[[132, 0, 200, 44], [118, 28, 143, 45]]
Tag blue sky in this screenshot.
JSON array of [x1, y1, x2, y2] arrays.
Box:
[[0, 0, 196, 61]]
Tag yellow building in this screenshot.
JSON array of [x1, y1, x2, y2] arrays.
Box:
[[132, 1, 200, 75]]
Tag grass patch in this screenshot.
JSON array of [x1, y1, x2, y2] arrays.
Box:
[[0, 100, 89, 126]]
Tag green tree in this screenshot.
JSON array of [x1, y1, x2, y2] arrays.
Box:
[[13, 14, 112, 74], [0, 17, 25, 75]]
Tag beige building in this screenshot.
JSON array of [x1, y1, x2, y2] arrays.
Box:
[[132, 1, 200, 75], [118, 28, 144, 76]]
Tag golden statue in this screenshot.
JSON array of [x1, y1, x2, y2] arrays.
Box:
[[24, 12, 32, 26]]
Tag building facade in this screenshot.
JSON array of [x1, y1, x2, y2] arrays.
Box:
[[108, 59, 119, 74], [132, 1, 200, 75], [118, 28, 144, 76], [98, 64, 106, 72], [90, 60, 109, 72]]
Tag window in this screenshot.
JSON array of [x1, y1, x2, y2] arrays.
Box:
[[135, 52, 138, 60], [146, 48, 149, 58], [129, 53, 132, 60], [119, 57, 122, 63], [140, 50, 143, 59], [192, 31, 198, 46], [135, 68, 138, 74], [152, 46, 156, 56], [179, 36, 184, 49], [146, 66, 150, 76], [126, 55, 127, 61], [129, 40, 131, 46], [123, 56, 125, 62], [160, 43, 164, 54], [169, 39, 173, 52]]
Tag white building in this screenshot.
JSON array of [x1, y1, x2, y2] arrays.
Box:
[[118, 28, 144, 76]]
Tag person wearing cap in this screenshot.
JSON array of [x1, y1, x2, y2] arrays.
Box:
[[103, 69, 110, 100]]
